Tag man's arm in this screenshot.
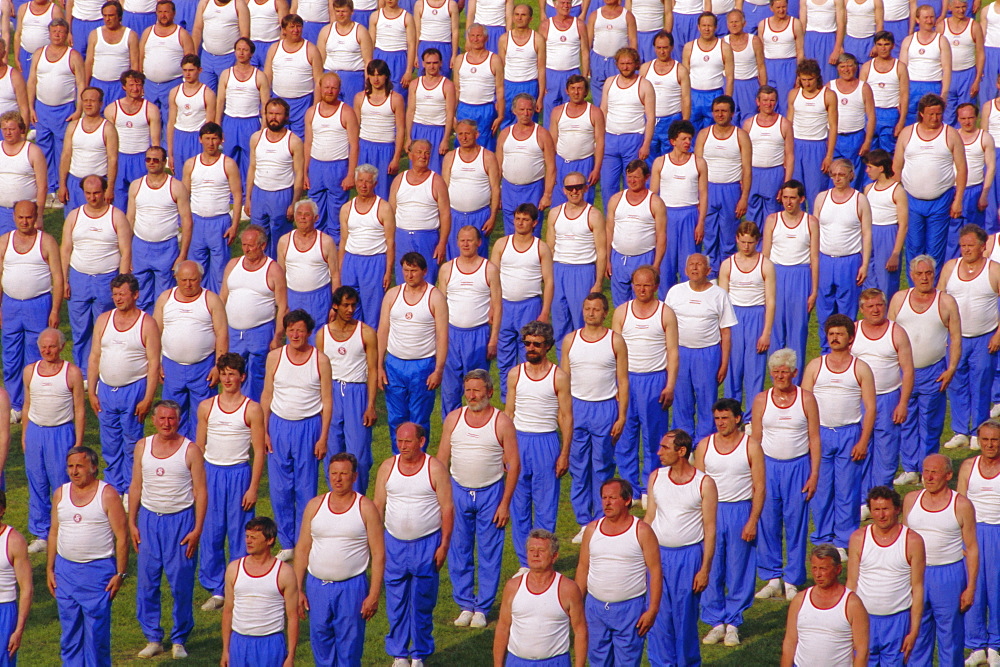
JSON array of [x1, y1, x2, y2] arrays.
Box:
[[427, 286, 449, 390], [695, 475, 718, 593], [957, 494, 979, 612], [902, 530, 926, 662], [492, 577, 518, 667], [277, 562, 299, 667], [6, 529, 30, 658], [429, 457, 454, 567], [138, 315, 161, 421], [359, 497, 384, 619], [495, 414, 520, 528], [105, 485, 129, 599], [611, 331, 629, 442]]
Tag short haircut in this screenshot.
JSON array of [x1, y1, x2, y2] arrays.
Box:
[[67, 446, 99, 468], [200, 122, 223, 138], [584, 292, 609, 311], [283, 308, 316, 333], [666, 429, 694, 458], [668, 119, 696, 141], [768, 348, 798, 372], [873, 30, 895, 45], [781, 179, 806, 198], [712, 95, 736, 113], [333, 0, 354, 8], [245, 516, 278, 541], [601, 478, 634, 505], [216, 352, 246, 375], [736, 220, 761, 240], [332, 285, 360, 305], [697, 10, 717, 24], [520, 320, 555, 349], [355, 163, 378, 180], [712, 397, 743, 419], [119, 69, 145, 86], [181, 53, 201, 68], [859, 287, 885, 305], [917, 93, 946, 116], [49, 18, 69, 30], [102, 1, 124, 19], [830, 157, 855, 178], [242, 224, 268, 247], [513, 3, 533, 16], [824, 313, 856, 338], [0, 111, 24, 132], [38, 327, 66, 348], [631, 265, 660, 286], [152, 399, 182, 417], [110, 273, 140, 293], [265, 97, 291, 118], [329, 452, 359, 472], [146, 145, 167, 161], [400, 251, 427, 270], [960, 223, 988, 244], [157, 0, 176, 10], [909, 254, 937, 272], [514, 202, 539, 221], [81, 86, 105, 103], [836, 52, 858, 66], [866, 485, 902, 509], [811, 543, 842, 565], [235, 36, 256, 54], [863, 149, 893, 178], [455, 118, 479, 131], [756, 84, 778, 99], [626, 159, 649, 178], [457, 224, 482, 241], [566, 74, 589, 92], [281, 12, 305, 27], [512, 92, 535, 108], [978, 419, 1000, 437], [957, 102, 979, 117], [527, 528, 559, 554], [653, 30, 674, 48], [410, 138, 432, 153], [293, 199, 319, 216], [421, 47, 442, 61], [615, 47, 640, 63], [915, 3, 936, 17], [464, 368, 493, 392]]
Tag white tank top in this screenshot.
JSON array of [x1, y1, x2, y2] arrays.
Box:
[[593, 8, 630, 57], [19, 2, 55, 55], [69, 119, 109, 178], [882, 0, 909, 21], [499, 236, 543, 302], [504, 31, 538, 82], [224, 66, 263, 118], [35, 47, 77, 107], [201, 0, 240, 55], [374, 9, 409, 53], [474, 0, 506, 26], [172, 83, 209, 133], [762, 17, 797, 59], [205, 396, 253, 466], [688, 38, 725, 91], [123, 0, 156, 11], [56, 481, 114, 562], [0, 142, 36, 207], [947, 260, 999, 337], [0, 69, 18, 118], [2, 233, 50, 300], [725, 254, 766, 307], [723, 35, 757, 82], [703, 126, 742, 184], [295, 0, 329, 22], [829, 79, 866, 134], [621, 301, 667, 372], [231, 558, 285, 636], [161, 288, 216, 365], [283, 231, 332, 292], [806, 0, 838, 32], [308, 493, 370, 581], [310, 103, 350, 162], [704, 434, 753, 502], [906, 32, 943, 82], [508, 573, 570, 660], [866, 181, 899, 227], [769, 212, 812, 266], [545, 18, 581, 72], [863, 58, 900, 109], [856, 525, 913, 615], [552, 204, 597, 264], [325, 24, 365, 72], [254, 130, 295, 191], [446, 258, 491, 328], [631, 0, 664, 30], [140, 437, 194, 513], [568, 329, 618, 401], [793, 588, 855, 667], [845, 0, 875, 38], [748, 114, 785, 169], [907, 489, 964, 565], [657, 152, 699, 208], [449, 407, 505, 488], [587, 517, 647, 602], [344, 196, 387, 255], [72, 0, 104, 21], [92, 27, 133, 82], [359, 95, 396, 143], [270, 347, 322, 420], [395, 170, 440, 231], [851, 321, 902, 394], [605, 75, 646, 135], [189, 153, 232, 217], [387, 285, 437, 359], [249, 0, 281, 42], [143, 26, 186, 83], [792, 88, 829, 140], [901, 126, 955, 200], [646, 61, 682, 117], [964, 130, 987, 187], [457, 52, 497, 105], [675, 0, 703, 13], [273, 40, 317, 98], [986, 4, 1000, 48], [318, 322, 368, 383], [27, 361, 74, 427], [512, 363, 559, 433], [0, 528, 16, 604], [225, 258, 277, 330], [556, 103, 596, 161], [893, 289, 948, 368], [811, 356, 863, 427], [503, 125, 546, 185], [448, 148, 492, 212], [114, 100, 152, 155], [651, 468, 706, 547], [611, 190, 656, 255], [818, 189, 863, 256], [966, 456, 1000, 525], [411, 76, 447, 126], [418, 0, 453, 42], [70, 206, 120, 275], [133, 175, 180, 243], [384, 454, 443, 540], [944, 18, 975, 71], [99, 311, 149, 386], [760, 387, 810, 459]]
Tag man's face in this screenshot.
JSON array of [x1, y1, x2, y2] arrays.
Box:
[[244, 529, 274, 556], [66, 452, 96, 486], [826, 325, 853, 352], [49, 25, 68, 46], [455, 123, 477, 148], [567, 80, 588, 104], [395, 425, 425, 456], [153, 406, 180, 436], [979, 426, 1000, 460], [514, 99, 534, 124], [736, 233, 757, 256], [685, 255, 710, 282], [175, 265, 202, 297], [234, 39, 253, 64], [423, 54, 441, 77], [321, 77, 342, 104], [873, 38, 893, 59], [670, 132, 693, 153], [522, 335, 548, 363], [799, 74, 818, 92], [916, 7, 936, 29], [836, 59, 857, 81], [951, 0, 968, 18], [241, 231, 266, 260], [333, 6, 352, 23], [410, 143, 431, 169], [13, 205, 35, 233], [355, 171, 375, 196], [283, 20, 304, 40], [467, 27, 486, 50], [145, 150, 166, 175], [713, 409, 740, 437], [81, 89, 102, 116], [920, 104, 945, 129], [810, 555, 841, 588], [581, 298, 607, 326], [457, 228, 480, 257], [654, 37, 672, 62], [37, 331, 64, 362], [772, 0, 788, 17], [698, 16, 716, 39], [102, 5, 121, 29], [328, 461, 358, 494], [401, 262, 427, 286], [860, 296, 886, 324], [200, 132, 223, 154], [333, 295, 358, 322], [563, 176, 587, 203], [712, 103, 733, 127], [909, 261, 936, 292], [512, 5, 531, 28], [293, 206, 317, 231], [922, 457, 953, 492], [829, 163, 852, 189], [958, 106, 978, 132], [959, 233, 985, 262], [265, 104, 288, 131], [1, 121, 21, 144], [756, 92, 777, 115], [616, 54, 638, 78], [769, 364, 797, 388], [525, 537, 557, 570], [868, 497, 900, 531], [727, 12, 744, 34], [285, 320, 310, 347], [182, 62, 201, 84], [601, 483, 630, 519], [631, 270, 656, 302], [513, 212, 535, 236], [625, 168, 646, 192], [111, 284, 138, 310], [217, 366, 245, 392], [83, 178, 106, 207], [463, 378, 492, 411], [124, 76, 144, 100], [657, 437, 682, 466]]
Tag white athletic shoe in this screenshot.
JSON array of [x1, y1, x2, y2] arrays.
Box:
[[972, 436, 982, 451], [944, 434, 970, 449], [470, 612, 487, 628], [743, 422, 753, 437], [172, 644, 188, 659], [860, 504, 871, 522], [513, 567, 529, 579], [138, 642, 164, 659], [276, 548, 294, 562], [784, 583, 798, 601], [27, 539, 46, 554], [83, 379, 88, 392], [724, 625, 740, 646], [987, 648, 1000, 666], [641, 494, 648, 511], [411, 660, 425, 667], [837, 547, 848, 563], [893, 471, 920, 486], [572, 525, 587, 544], [8, 409, 20, 425], [26, 129, 35, 142], [966, 649, 987, 667], [392, 659, 410, 667], [200, 595, 224, 611], [991, 403, 1000, 419], [122, 493, 129, 513], [702, 625, 726, 645], [755, 578, 782, 599], [453, 610, 474, 627]]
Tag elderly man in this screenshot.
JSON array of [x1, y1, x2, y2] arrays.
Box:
[[442, 119, 501, 260], [104, 69, 162, 210], [0, 113, 46, 234], [454, 23, 504, 151], [496, 93, 556, 235], [606, 159, 667, 305], [152, 260, 228, 440], [57, 87, 118, 213], [276, 199, 339, 338], [549, 75, 603, 208], [389, 139, 450, 285]]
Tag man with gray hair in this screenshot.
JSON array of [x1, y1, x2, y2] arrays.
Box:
[[453, 24, 504, 151], [442, 119, 501, 259], [497, 93, 556, 235], [276, 199, 339, 339], [437, 369, 520, 629], [389, 139, 450, 285]]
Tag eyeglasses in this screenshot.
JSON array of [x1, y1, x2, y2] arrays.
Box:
[[145, 157, 162, 163], [522, 340, 546, 348], [564, 184, 586, 192]]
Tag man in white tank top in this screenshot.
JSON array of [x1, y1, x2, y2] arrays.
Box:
[[574, 478, 662, 665], [587, 0, 638, 109], [406, 48, 454, 174], [939, 225, 1000, 450], [442, 119, 501, 260], [829, 53, 875, 190], [389, 139, 451, 284], [956, 103, 996, 245], [414, 0, 459, 80], [611, 265, 678, 499], [498, 5, 545, 130], [21, 328, 85, 554], [138, 1, 197, 130], [166, 54, 217, 172], [216, 36, 269, 181], [861, 31, 908, 156], [454, 24, 504, 152], [294, 452, 385, 667], [903, 454, 979, 667], [887, 255, 961, 484], [437, 369, 520, 628], [742, 86, 794, 228], [152, 260, 228, 439], [57, 86, 119, 214], [85, 2, 140, 105], [601, 48, 655, 203], [47, 446, 128, 667], [787, 59, 838, 203], [276, 199, 339, 337], [692, 398, 766, 647], [0, 490, 34, 663], [88, 273, 162, 494], [15, 0, 63, 75], [373, 422, 454, 666], [801, 314, 877, 553], [781, 544, 870, 667], [266, 13, 323, 138], [126, 399, 207, 660], [549, 74, 604, 207], [846, 486, 926, 666], [192, 0, 251, 91], [938, 0, 981, 125], [539, 0, 590, 120], [103, 69, 163, 208], [606, 159, 667, 305], [682, 13, 735, 131], [0, 112, 46, 231], [640, 32, 692, 158], [497, 93, 556, 236]]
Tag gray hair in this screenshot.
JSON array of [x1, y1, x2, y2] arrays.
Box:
[[355, 163, 378, 181], [67, 445, 99, 468], [456, 118, 479, 131], [37, 327, 66, 348], [241, 224, 268, 246], [811, 543, 841, 565], [979, 419, 1000, 436], [152, 399, 182, 417], [909, 254, 937, 272], [294, 199, 319, 216], [173, 259, 205, 277], [49, 18, 69, 30], [528, 528, 559, 555], [464, 368, 493, 392], [768, 348, 798, 372], [830, 158, 855, 177]]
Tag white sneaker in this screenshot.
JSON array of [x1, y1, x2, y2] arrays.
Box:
[[513, 567, 529, 579], [860, 504, 871, 522], [987, 648, 1000, 667], [743, 422, 753, 437], [200, 595, 224, 611], [122, 493, 129, 512], [966, 649, 987, 667], [392, 659, 410, 667], [755, 578, 782, 599], [837, 547, 848, 563], [8, 409, 20, 425], [724, 625, 740, 646], [991, 403, 1000, 419], [572, 525, 587, 544], [411, 660, 425, 667], [454, 610, 474, 627], [972, 436, 982, 451], [702, 625, 726, 645], [470, 612, 487, 628], [83, 379, 88, 392], [172, 644, 187, 659], [27, 539, 46, 554], [944, 434, 970, 449], [784, 582, 798, 601], [26, 129, 35, 142], [641, 493, 648, 510], [276, 548, 294, 562], [893, 471, 920, 486], [138, 642, 164, 659]]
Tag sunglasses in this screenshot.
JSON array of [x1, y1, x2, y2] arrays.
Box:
[[145, 157, 163, 163], [522, 340, 546, 348], [564, 184, 586, 192]]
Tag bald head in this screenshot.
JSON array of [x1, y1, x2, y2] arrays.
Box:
[[13, 200, 37, 217], [923, 453, 952, 472], [174, 260, 203, 281]]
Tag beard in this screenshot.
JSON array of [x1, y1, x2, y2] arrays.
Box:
[[266, 120, 285, 131], [525, 350, 544, 364]]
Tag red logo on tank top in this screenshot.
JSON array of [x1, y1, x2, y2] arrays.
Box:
[[126, 121, 134, 128], [771, 36, 778, 42], [703, 55, 710, 62], [156, 467, 165, 476], [73, 514, 82, 523], [918, 48, 925, 55], [471, 67, 478, 73], [432, 8, 438, 13], [953, 39, 960, 46], [405, 312, 413, 320], [560, 36, 567, 42], [337, 347, 347, 355], [841, 98, 848, 105], [878, 82, 885, 88]]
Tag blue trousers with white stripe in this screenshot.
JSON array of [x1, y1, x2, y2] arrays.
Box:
[[902, 360, 947, 471], [705, 181, 741, 274], [306, 572, 367, 667], [869, 609, 911, 667], [384, 530, 440, 660], [229, 321, 274, 402], [450, 478, 505, 614], [758, 454, 810, 586], [24, 421, 72, 539], [68, 269, 115, 375], [340, 252, 386, 330], [268, 414, 321, 548], [552, 262, 594, 351], [250, 186, 293, 258], [906, 188, 954, 273], [585, 593, 646, 667], [649, 542, 703, 667], [190, 214, 231, 294], [133, 237, 178, 313], [674, 344, 721, 442], [662, 205, 699, 296], [200, 462, 253, 597], [949, 331, 996, 437], [1, 291, 49, 410], [817, 252, 862, 353], [442, 323, 490, 417], [701, 500, 756, 628], [912, 559, 966, 667], [97, 378, 146, 493], [161, 355, 215, 441], [384, 353, 435, 454], [609, 249, 654, 306], [136, 506, 196, 645], [230, 632, 286, 665], [966, 523, 1000, 652], [498, 297, 542, 403], [308, 158, 348, 242], [811, 423, 862, 548], [55, 555, 115, 667], [861, 389, 901, 501], [620, 370, 668, 495], [725, 304, 767, 406], [328, 381, 373, 495], [569, 397, 617, 525], [511, 430, 561, 568]]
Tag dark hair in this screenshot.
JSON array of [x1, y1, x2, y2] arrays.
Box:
[[863, 149, 893, 178], [756, 84, 778, 99], [101, 1, 124, 19], [110, 273, 140, 293], [283, 308, 315, 333], [119, 69, 145, 86], [668, 119, 696, 141], [156, 0, 176, 9], [235, 36, 256, 54], [867, 485, 902, 509], [697, 10, 717, 25], [421, 47, 442, 61], [873, 30, 895, 45], [601, 478, 634, 506], [146, 145, 167, 161], [400, 251, 427, 270], [281, 12, 304, 27], [365, 59, 393, 96], [67, 445, 100, 468], [713, 397, 743, 419], [736, 220, 761, 240], [653, 30, 674, 48], [329, 452, 359, 472], [200, 122, 223, 138], [917, 93, 946, 117], [81, 86, 105, 103], [566, 74, 589, 92], [245, 516, 278, 542], [824, 313, 856, 338], [781, 179, 806, 198], [626, 159, 650, 178], [956, 102, 979, 117], [584, 292, 609, 311], [514, 202, 539, 221], [666, 429, 694, 458], [216, 352, 246, 375], [181, 53, 201, 68], [520, 320, 555, 349], [960, 223, 988, 244], [796, 59, 823, 85], [265, 97, 291, 121], [712, 95, 736, 113], [332, 285, 361, 305]]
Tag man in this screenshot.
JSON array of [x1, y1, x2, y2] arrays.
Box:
[[453, 23, 504, 151], [575, 479, 661, 665], [539, 0, 589, 121], [47, 446, 129, 667], [221, 224, 288, 402], [601, 47, 655, 203], [181, 121, 242, 294], [245, 97, 304, 258], [860, 31, 908, 156], [0, 113, 46, 233], [611, 265, 678, 499], [265, 13, 323, 138], [940, 0, 982, 124], [104, 69, 161, 209], [0, 200, 62, 422], [192, 0, 251, 91], [59, 174, 131, 376], [940, 225, 1000, 450], [220, 517, 299, 666], [958, 420, 1000, 667], [21, 328, 85, 554], [956, 103, 995, 244], [780, 545, 870, 667], [128, 144, 192, 313], [194, 353, 264, 612], [496, 93, 556, 235], [801, 314, 876, 555], [0, 491, 32, 663], [437, 370, 520, 628], [437, 227, 501, 416], [389, 139, 450, 284], [442, 119, 501, 260], [645, 429, 719, 667], [828, 54, 875, 189], [152, 259, 228, 440], [605, 159, 667, 305], [127, 400, 207, 660], [89, 273, 162, 495], [787, 59, 837, 203], [86, 1, 140, 104], [261, 309, 332, 559], [693, 398, 766, 647], [165, 54, 216, 172], [681, 13, 734, 131], [549, 75, 603, 207], [294, 453, 385, 667], [406, 47, 455, 174], [498, 4, 545, 130], [57, 86, 118, 213], [904, 454, 979, 666], [493, 529, 588, 667], [138, 0, 196, 125], [377, 252, 448, 453], [899, 6, 951, 125], [888, 254, 962, 484], [742, 86, 794, 228], [276, 199, 339, 336], [15, 0, 59, 85], [69, 0, 105, 53], [373, 422, 454, 667], [664, 253, 738, 441], [216, 37, 268, 180], [640, 31, 691, 159]]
